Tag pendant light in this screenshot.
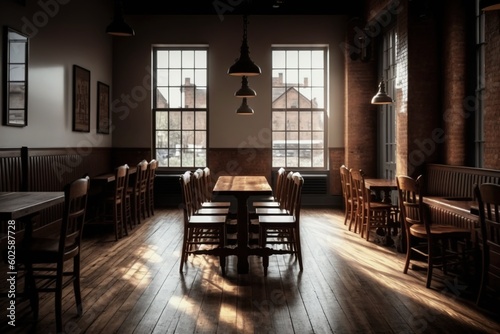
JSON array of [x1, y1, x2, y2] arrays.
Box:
[[235, 76, 257, 97], [106, 0, 135, 36], [371, 81, 393, 105], [236, 98, 254, 115], [480, 0, 500, 10], [228, 15, 261, 76]]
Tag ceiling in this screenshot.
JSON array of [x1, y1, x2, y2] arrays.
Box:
[[121, 0, 364, 16]]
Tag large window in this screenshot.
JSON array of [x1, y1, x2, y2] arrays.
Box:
[[153, 47, 208, 168], [475, 1, 485, 167], [271, 47, 327, 169], [377, 27, 397, 179]]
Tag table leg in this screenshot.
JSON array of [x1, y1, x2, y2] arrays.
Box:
[[236, 194, 250, 274]]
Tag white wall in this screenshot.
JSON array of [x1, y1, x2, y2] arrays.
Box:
[[0, 4, 347, 152], [0, 0, 113, 148], [111, 14, 347, 149]]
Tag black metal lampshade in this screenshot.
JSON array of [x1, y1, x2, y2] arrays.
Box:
[[371, 81, 393, 105], [106, 0, 135, 36], [235, 76, 257, 98], [480, 0, 500, 10], [228, 15, 261, 76], [236, 98, 254, 115]]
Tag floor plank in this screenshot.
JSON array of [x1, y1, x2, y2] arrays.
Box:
[[1, 206, 499, 333]]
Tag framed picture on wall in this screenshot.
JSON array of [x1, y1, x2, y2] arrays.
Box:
[[72, 65, 90, 132], [97, 81, 110, 134]]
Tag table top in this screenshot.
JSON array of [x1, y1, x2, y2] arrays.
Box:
[[364, 178, 397, 189], [0, 191, 65, 220], [423, 196, 478, 218], [93, 166, 137, 183], [213, 176, 273, 194]]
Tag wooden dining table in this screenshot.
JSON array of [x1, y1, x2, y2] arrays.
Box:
[[0, 191, 65, 241], [0, 191, 65, 221], [364, 178, 397, 204], [213, 175, 273, 274], [0, 191, 65, 305]]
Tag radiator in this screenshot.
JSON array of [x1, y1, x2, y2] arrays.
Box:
[[301, 174, 328, 194], [272, 171, 334, 206], [154, 174, 182, 207]]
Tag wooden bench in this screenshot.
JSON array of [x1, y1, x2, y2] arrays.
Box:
[[0, 147, 112, 241], [422, 163, 500, 243]]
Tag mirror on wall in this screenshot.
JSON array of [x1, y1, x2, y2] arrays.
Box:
[[3, 26, 29, 127]]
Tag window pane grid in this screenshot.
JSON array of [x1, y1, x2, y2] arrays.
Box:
[[475, 1, 484, 167], [153, 47, 208, 168], [272, 47, 327, 169]]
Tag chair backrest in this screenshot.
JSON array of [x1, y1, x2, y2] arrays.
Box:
[[474, 183, 500, 290], [147, 159, 158, 191], [281, 171, 295, 211], [203, 166, 214, 190], [339, 165, 351, 205], [179, 171, 195, 219], [135, 160, 149, 194], [274, 167, 287, 203], [349, 169, 365, 210], [114, 164, 129, 204], [192, 169, 206, 209], [60, 176, 90, 256], [396, 175, 427, 234], [290, 172, 304, 219]]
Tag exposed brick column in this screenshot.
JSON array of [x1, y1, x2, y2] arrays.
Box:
[[442, 0, 467, 166], [344, 19, 378, 177], [484, 9, 500, 168]]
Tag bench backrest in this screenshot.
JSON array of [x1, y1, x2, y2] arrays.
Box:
[[425, 163, 500, 198]]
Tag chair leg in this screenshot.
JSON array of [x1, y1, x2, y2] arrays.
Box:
[[56, 267, 63, 333], [147, 190, 155, 217], [220, 255, 226, 276], [263, 255, 269, 276], [74, 256, 83, 316], [25, 263, 39, 323], [403, 236, 411, 274], [426, 242, 434, 289], [179, 230, 188, 273], [120, 202, 128, 238], [343, 203, 349, 225], [295, 228, 303, 271], [140, 193, 147, 220], [112, 203, 119, 241], [476, 268, 486, 306]]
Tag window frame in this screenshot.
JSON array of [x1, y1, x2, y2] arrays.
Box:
[[377, 26, 397, 179], [271, 46, 328, 170], [475, 0, 485, 167], [152, 46, 209, 170]]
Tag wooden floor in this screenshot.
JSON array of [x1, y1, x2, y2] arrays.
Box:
[[1, 206, 499, 333]]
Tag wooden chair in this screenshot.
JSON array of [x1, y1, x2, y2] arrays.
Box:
[[192, 170, 230, 215], [104, 164, 129, 240], [474, 183, 500, 306], [146, 159, 158, 217], [255, 171, 295, 216], [252, 167, 286, 209], [128, 160, 148, 226], [179, 171, 227, 275], [22, 176, 90, 333], [258, 172, 304, 276], [339, 165, 355, 227], [397, 175, 471, 288], [350, 169, 393, 241], [195, 167, 231, 208]]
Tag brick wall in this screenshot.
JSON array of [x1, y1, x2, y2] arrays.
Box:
[[484, 9, 500, 169], [345, 0, 500, 179]]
